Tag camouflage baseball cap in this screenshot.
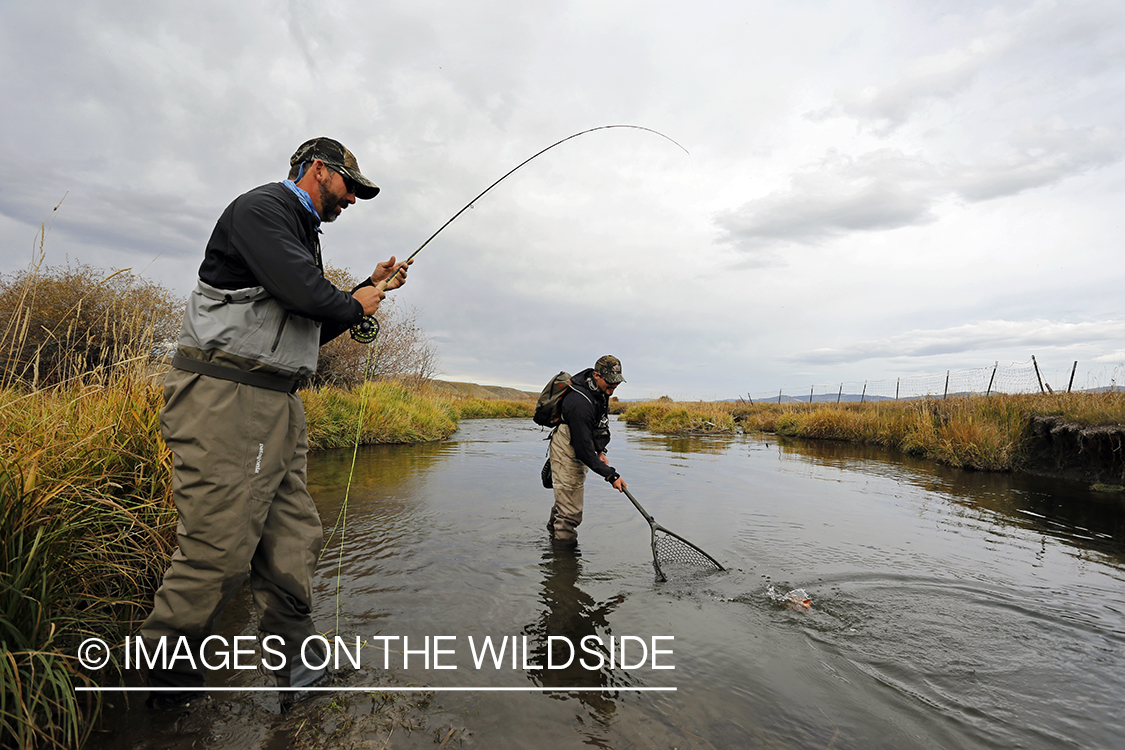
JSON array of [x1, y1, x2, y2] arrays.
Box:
[[594, 355, 626, 384], [290, 137, 380, 199]]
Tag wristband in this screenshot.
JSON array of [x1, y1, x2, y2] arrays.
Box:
[[605, 471, 620, 484]]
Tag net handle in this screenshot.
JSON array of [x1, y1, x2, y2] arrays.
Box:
[[622, 487, 655, 523]]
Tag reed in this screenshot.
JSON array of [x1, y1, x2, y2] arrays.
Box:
[[1, 373, 176, 749], [621, 401, 737, 433], [302, 380, 460, 449], [622, 392, 1125, 473], [441, 397, 533, 419]]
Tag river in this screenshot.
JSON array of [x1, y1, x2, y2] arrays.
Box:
[[94, 417, 1125, 749]]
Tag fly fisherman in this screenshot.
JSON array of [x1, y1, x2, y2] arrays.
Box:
[[547, 355, 629, 545], [141, 137, 408, 709]]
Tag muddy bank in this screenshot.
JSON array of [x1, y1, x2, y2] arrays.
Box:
[[1022, 416, 1125, 486]]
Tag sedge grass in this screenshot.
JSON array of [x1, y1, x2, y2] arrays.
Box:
[[302, 380, 460, 449], [623, 391, 1125, 473], [1, 372, 176, 749], [622, 401, 738, 434], [440, 397, 533, 419]]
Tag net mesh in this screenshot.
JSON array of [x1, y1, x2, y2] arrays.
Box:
[[654, 528, 723, 571]]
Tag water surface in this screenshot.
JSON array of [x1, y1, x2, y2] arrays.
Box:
[[301, 418, 1124, 749], [93, 417, 1125, 749]]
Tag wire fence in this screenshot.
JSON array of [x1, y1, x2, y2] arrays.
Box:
[[746, 357, 1125, 404]]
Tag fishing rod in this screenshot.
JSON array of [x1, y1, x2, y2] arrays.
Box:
[[349, 124, 689, 342]]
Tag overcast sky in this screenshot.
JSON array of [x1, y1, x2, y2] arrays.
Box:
[[2, 0, 1123, 399]]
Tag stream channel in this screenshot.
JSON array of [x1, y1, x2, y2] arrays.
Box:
[[95, 417, 1125, 749]]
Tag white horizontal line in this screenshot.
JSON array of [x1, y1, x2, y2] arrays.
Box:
[[77, 686, 676, 693]]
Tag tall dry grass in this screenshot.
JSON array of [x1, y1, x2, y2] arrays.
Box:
[[0, 252, 183, 748], [622, 400, 738, 434], [622, 391, 1125, 473], [303, 380, 460, 449], [439, 396, 533, 420]]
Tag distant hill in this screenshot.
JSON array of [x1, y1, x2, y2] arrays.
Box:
[[426, 379, 537, 401]]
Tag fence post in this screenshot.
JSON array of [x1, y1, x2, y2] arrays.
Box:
[[943, 371, 950, 399], [986, 361, 997, 397], [895, 378, 900, 401], [837, 384, 842, 403], [747, 392, 754, 405], [778, 388, 782, 404], [1068, 361, 1077, 393], [1032, 355, 1045, 393], [809, 385, 814, 404], [861, 382, 867, 403]]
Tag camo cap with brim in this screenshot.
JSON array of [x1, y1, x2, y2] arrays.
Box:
[[290, 137, 380, 200], [594, 355, 626, 384]]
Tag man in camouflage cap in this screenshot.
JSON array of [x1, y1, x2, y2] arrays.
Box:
[[141, 137, 407, 709], [547, 355, 629, 545], [290, 136, 381, 201]]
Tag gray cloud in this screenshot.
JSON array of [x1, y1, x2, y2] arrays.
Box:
[[806, 47, 991, 135], [787, 320, 1125, 366], [809, 0, 1125, 135], [715, 149, 942, 244], [716, 122, 1123, 247], [0, 162, 216, 261], [952, 123, 1122, 201]]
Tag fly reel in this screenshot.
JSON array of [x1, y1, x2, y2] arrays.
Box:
[[350, 315, 380, 344]]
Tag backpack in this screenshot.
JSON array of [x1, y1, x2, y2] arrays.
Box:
[[533, 371, 573, 427]]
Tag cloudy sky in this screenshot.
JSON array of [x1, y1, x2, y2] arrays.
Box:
[[2, 0, 1123, 399]]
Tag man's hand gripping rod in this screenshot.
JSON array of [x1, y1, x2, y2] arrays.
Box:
[[350, 259, 413, 343]]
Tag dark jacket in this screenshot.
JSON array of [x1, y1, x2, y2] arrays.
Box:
[[178, 182, 372, 376], [560, 368, 615, 480]]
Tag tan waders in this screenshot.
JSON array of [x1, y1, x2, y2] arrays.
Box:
[[548, 424, 589, 543], [141, 366, 327, 690]]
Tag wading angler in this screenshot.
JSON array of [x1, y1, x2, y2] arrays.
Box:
[[140, 137, 408, 709], [540, 356, 629, 545]]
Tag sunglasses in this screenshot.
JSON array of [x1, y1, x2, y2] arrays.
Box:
[[321, 163, 358, 194], [335, 169, 359, 195]]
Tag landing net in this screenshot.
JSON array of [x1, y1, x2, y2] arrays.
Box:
[[651, 527, 724, 581]]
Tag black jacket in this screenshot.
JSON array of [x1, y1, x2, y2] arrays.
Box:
[[197, 182, 370, 345], [560, 368, 615, 480]]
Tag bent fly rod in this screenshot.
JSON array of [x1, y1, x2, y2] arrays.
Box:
[[349, 124, 689, 342]]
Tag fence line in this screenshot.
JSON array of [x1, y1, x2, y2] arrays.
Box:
[[746, 358, 1125, 404]]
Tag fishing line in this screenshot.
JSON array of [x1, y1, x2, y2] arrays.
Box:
[[328, 125, 690, 626], [325, 317, 380, 637]]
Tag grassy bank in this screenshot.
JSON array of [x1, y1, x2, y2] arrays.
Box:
[[302, 387, 533, 448], [1, 374, 176, 749], [438, 396, 533, 419], [622, 392, 1125, 472]]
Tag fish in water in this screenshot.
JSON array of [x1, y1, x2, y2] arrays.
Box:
[[783, 588, 812, 610], [766, 585, 812, 610]]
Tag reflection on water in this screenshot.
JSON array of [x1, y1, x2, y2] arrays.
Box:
[[630, 431, 740, 456], [523, 545, 625, 726], [772, 434, 1125, 562]]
